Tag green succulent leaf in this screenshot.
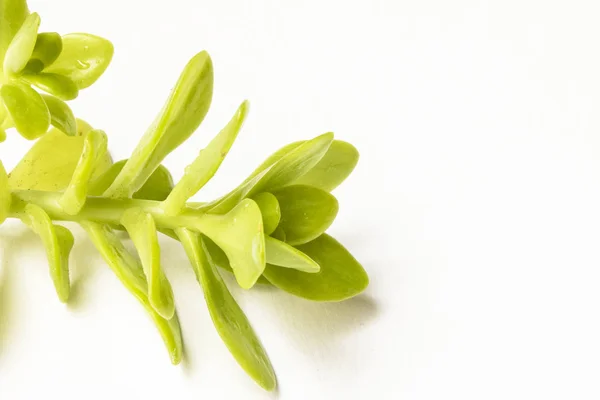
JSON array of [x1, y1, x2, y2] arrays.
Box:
[[162, 100, 248, 215], [90, 159, 174, 200], [83, 222, 182, 364], [29, 32, 62, 68], [270, 226, 286, 242], [105, 51, 213, 198], [265, 235, 319, 273], [44, 33, 113, 89], [251, 192, 280, 236], [23, 72, 79, 100], [207, 132, 334, 214], [59, 129, 108, 214], [42, 94, 76, 136], [3, 11, 39, 75], [177, 229, 276, 390], [22, 203, 73, 302], [1, 81, 49, 139], [271, 185, 338, 245], [8, 123, 112, 191], [0, 0, 30, 66], [0, 160, 10, 223], [121, 208, 175, 320], [263, 234, 369, 302]]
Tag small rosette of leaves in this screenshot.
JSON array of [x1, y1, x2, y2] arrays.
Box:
[[0, 0, 113, 140]]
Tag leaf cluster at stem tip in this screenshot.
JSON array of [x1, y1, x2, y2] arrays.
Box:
[[0, 0, 369, 392]]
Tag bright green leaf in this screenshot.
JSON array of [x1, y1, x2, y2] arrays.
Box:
[[272, 185, 338, 245], [44, 33, 113, 89], [30, 32, 62, 68], [251, 192, 280, 235], [104, 51, 213, 198], [3, 12, 39, 74], [263, 234, 369, 301], [1, 81, 49, 139], [8, 124, 112, 191], [162, 100, 248, 215], [176, 229, 276, 390], [121, 208, 175, 320], [0, 161, 10, 223], [22, 204, 73, 302], [0, 0, 30, 66], [42, 94, 76, 136], [23, 72, 79, 100], [59, 129, 108, 214], [83, 222, 182, 364], [265, 236, 319, 273]]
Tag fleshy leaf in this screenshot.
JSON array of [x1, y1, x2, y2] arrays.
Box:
[[3, 12, 39, 74], [1, 81, 49, 139], [0, 0, 30, 66], [162, 100, 248, 215], [176, 229, 276, 390], [271, 226, 286, 242], [8, 123, 112, 191], [42, 94, 76, 136], [292, 140, 359, 191], [104, 51, 213, 198], [89, 159, 174, 200], [23, 72, 79, 100], [0, 161, 10, 223], [58, 129, 108, 214], [207, 132, 334, 214], [22, 204, 73, 302], [83, 222, 182, 364], [44, 33, 113, 89], [271, 185, 338, 245], [251, 192, 280, 235], [263, 234, 369, 301], [121, 208, 175, 320], [30, 32, 62, 68], [265, 236, 319, 273]]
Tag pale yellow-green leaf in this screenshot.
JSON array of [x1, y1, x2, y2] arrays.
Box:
[[0, 160, 10, 223], [42, 94, 76, 136], [0, 81, 49, 139], [265, 235, 319, 273], [3, 11, 39, 74], [29, 32, 62, 68], [23, 72, 79, 100]]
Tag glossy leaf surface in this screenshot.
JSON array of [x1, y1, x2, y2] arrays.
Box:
[[1, 81, 49, 139], [265, 236, 319, 273]]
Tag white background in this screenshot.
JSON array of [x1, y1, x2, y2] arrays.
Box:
[[1, 0, 600, 398]]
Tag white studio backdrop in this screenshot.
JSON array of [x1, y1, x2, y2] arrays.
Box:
[[1, 0, 600, 399]]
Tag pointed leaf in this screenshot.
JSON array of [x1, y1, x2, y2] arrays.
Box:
[[263, 234, 369, 301], [23, 72, 79, 100], [105, 51, 213, 198], [162, 100, 248, 215], [0, 161, 10, 223], [177, 229, 276, 390], [42, 94, 76, 136], [30, 32, 62, 68], [44, 33, 113, 89], [23, 204, 73, 302], [265, 236, 319, 273], [251, 192, 280, 235], [8, 124, 112, 191], [1, 81, 49, 139], [3, 12, 39, 74], [272, 185, 338, 245], [59, 129, 108, 214], [121, 208, 175, 319], [0, 0, 30, 65], [83, 222, 182, 364]]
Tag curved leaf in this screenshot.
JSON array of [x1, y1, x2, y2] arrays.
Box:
[[0, 0, 30, 65], [263, 234, 368, 301], [45, 33, 113, 89], [22, 204, 73, 302], [23, 72, 79, 100], [265, 236, 319, 273], [83, 222, 182, 364], [105, 51, 213, 198], [251, 192, 280, 235], [177, 229, 276, 390], [271, 226, 286, 242], [59, 129, 108, 214], [30, 32, 62, 68], [1, 81, 49, 139], [272, 185, 338, 245], [162, 100, 247, 215], [42, 94, 76, 136], [3, 11, 39, 74], [0, 161, 10, 223]]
